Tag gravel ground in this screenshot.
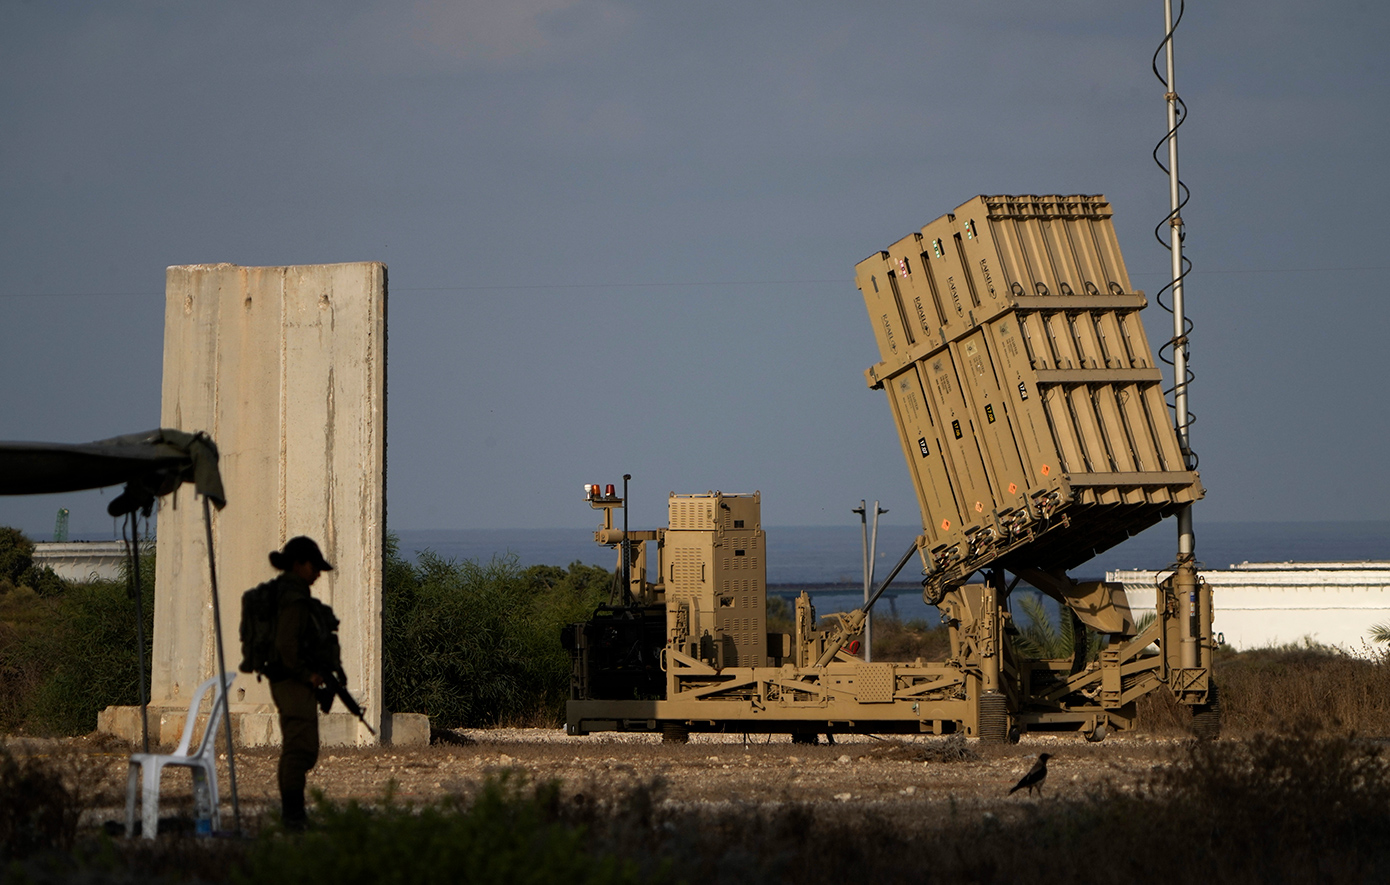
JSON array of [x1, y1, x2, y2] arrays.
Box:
[[9, 728, 1182, 833]]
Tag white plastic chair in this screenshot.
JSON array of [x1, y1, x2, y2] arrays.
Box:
[[125, 672, 234, 838]]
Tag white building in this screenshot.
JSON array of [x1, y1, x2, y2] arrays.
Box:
[[32, 541, 130, 583], [1108, 561, 1390, 655]]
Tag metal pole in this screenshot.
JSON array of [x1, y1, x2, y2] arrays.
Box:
[[1164, 0, 1193, 562], [853, 502, 868, 657], [202, 496, 241, 834], [621, 474, 632, 603], [866, 501, 884, 662], [126, 513, 149, 754], [1163, 0, 1199, 671]]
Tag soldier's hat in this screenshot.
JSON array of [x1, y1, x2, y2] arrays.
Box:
[[269, 536, 334, 572]]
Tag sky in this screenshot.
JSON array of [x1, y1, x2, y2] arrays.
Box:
[[1, 1, 1387, 540]]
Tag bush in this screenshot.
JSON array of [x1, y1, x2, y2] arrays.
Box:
[[0, 527, 153, 736], [628, 733, 1390, 884], [1150, 730, 1390, 853], [1135, 643, 1390, 737], [870, 615, 950, 662], [238, 774, 654, 885], [0, 525, 609, 735], [0, 526, 35, 585], [0, 745, 115, 861], [765, 595, 793, 634], [383, 536, 611, 727], [1213, 643, 1390, 735], [0, 526, 64, 598], [23, 579, 155, 735]]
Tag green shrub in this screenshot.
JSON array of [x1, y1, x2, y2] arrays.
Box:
[[238, 774, 654, 885], [766, 595, 794, 634], [870, 615, 950, 662], [0, 525, 610, 735], [1010, 591, 1099, 663], [0, 527, 153, 736], [0, 527, 34, 585], [382, 536, 611, 727], [22, 579, 155, 735]]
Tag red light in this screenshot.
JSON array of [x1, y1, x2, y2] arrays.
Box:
[[605, 484, 615, 497]]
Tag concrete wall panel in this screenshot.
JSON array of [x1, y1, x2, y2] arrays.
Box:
[[151, 263, 386, 744]]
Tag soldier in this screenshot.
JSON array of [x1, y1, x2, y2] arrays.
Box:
[[266, 536, 335, 830]]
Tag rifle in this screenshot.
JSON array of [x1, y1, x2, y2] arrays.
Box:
[[315, 667, 377, 736]]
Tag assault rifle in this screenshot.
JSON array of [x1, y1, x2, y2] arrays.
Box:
[[315, 666, 377, 736]]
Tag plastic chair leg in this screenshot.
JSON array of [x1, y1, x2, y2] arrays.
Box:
[[124, 763, 140, 837], [204, 762, 221, 831], [142, 762, 164, 839], [191, 765, 221, 833]]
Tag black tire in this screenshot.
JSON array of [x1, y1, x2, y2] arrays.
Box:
[[1084, 721, 1109, 743], [661, 722, 690, 744], [1191, 683, 1222, 741], [978, 691, 1011, 743]]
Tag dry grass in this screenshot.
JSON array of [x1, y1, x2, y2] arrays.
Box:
[[572, 733, 1390, 884], [858, 735, 977, 763], [870, 615, 951, 662], [0, 742, 123, 860], [1216, 644, 1390, 735], [10, 731, 1390, 884], [1136, 643, 1390, 737]]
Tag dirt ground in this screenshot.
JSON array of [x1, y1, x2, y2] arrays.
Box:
[[14, 728, 1184, 832]]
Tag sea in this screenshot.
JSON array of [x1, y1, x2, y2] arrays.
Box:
[[396, 520, 1390, 626]]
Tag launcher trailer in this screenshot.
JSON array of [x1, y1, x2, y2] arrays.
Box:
[[563, 196, 1218, 743]]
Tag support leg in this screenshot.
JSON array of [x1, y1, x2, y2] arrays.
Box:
[[124, 762, 139, 837], [141, 763, 162, 839]]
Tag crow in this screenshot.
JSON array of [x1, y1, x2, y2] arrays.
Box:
[[1008, 753, 1051, 797]]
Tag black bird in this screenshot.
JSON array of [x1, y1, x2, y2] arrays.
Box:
[[1008, 753, 1051, 797]]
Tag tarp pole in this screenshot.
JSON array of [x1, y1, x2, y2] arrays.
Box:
[[125, 514, 150, 754], [202, 495, 241, 835]]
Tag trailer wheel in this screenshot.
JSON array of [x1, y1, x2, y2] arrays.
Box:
[[791, 732, 819, 745], [661, 722, 690, 744], [1191, 683, 1222, 741], [1084, 721, 1109, 743]]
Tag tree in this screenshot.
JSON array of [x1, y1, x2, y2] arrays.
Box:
[[0, 527, 35, 587]]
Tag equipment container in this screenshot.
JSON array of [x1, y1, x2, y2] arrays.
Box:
[[664, 492, 768, 667]]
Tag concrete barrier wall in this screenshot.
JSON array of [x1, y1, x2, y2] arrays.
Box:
[[151, 263, 387, 744]]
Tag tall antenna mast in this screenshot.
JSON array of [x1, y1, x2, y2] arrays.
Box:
[[1157, 0, 1202, 672], [1163, 0, 1194, 566]]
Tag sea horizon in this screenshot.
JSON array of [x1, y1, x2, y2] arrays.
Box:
[[394, 520, 1390, 624], [395, 519, 1390, 584]]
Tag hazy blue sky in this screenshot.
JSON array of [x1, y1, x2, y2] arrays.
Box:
[[2, 1, 1387, 539]]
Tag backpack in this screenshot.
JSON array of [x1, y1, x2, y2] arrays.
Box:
[[239, 578, 343, 679], [238, 579, 283, 677]]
